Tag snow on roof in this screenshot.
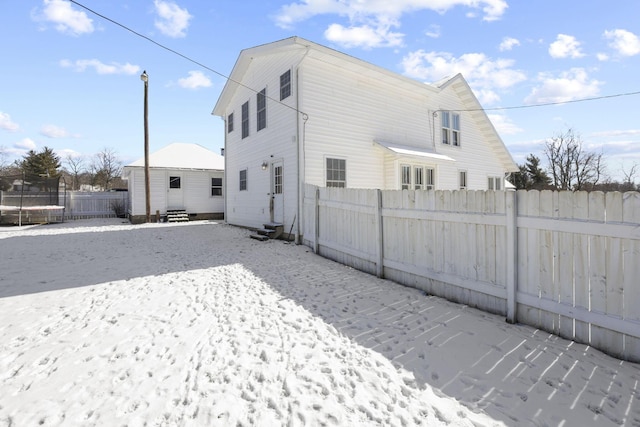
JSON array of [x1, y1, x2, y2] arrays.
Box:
[[125, 143, 224, 170]]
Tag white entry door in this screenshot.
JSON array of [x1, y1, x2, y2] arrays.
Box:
[[271, 161, 284, 224], [167, 173, 184, 209]]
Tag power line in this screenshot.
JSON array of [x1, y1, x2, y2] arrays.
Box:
[[68, 0, 305, 117], [68, 0, 640, 116], [466, 90, 640, 112]]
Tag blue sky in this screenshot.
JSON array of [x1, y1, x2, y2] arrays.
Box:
[[1, 0, 639, 181]]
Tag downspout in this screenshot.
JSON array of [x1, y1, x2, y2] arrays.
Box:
[[295, 45, 310, 244], [222, 115, 228, 224]]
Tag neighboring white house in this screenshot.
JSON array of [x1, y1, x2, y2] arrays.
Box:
[[122, 143, 224, 223], [212, 36, 518, 241]]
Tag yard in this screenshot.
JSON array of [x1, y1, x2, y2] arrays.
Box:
[[0, 219, 638, 426]]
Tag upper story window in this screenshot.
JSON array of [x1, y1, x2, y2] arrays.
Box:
[[257, 88, 266, 131], [280, 70, 291, 100], [241, 101, 249, 139], [326, 158, 346, 188], [442, 111, 461, 146], [227, 112, 234, 133]]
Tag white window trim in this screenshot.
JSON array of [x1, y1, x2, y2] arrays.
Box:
[[325, 157, 347, 188], [459, 170, 468, 190], [487, 175, 502, 191], [442, 111, 461, 147], [400, 163, 436, 190]]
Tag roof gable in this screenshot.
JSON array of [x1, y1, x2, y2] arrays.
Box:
[[126, 143, 224, 170]]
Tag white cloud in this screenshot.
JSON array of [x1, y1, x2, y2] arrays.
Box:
[[499, 37, 520, 52], [549, 34, 584, 59], [603, 29, 640, 57], [60, 59, 140, 75], [487, 114, 523, 135], [177, 71, 212, 90], [154, 0, 192, 38], [425, 24, 441, 39], [273, 0, 507, 47], [324, 23, 404, 49], [40, 124, 70, 138], [15, 138, 37, 151], [0, 112, 19, 132], [596, 52, 609, 61], [401, 50, 526, 104], [525, 68, 602, 104], [34, 0, 94, 36]]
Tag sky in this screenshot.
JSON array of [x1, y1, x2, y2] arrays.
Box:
[[1, 0, 639, 182]]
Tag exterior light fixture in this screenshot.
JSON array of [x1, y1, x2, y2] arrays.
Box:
[[261, 161, 269, 170]]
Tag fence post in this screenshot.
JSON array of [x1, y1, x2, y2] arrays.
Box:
[[506, 189, 518, 323], [375, 189, 384, 278], [314, 187, 320, 254]]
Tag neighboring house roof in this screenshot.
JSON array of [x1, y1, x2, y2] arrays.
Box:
[[125, 143, 224, 170]]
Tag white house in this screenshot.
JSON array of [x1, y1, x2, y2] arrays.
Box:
[[212, 37, 518, 241], [123, 142, 224, 223]]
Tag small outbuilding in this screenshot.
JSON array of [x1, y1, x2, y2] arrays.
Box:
[[123, 142, 224, 223]]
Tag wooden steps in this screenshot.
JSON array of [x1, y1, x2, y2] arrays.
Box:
[[167, 209, 189, 222], [250, 222, 284, 241]]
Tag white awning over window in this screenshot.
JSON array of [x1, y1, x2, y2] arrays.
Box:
[[374, 141, 456, 162]]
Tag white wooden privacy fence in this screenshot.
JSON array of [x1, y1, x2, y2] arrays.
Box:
[[302, 184, 640, 362], [64, 191, 129, 219]]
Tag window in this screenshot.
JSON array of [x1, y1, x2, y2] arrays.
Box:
[[239, 169, 247, 191], [401, 164, 434, 190], [274, 165, 283, 194], [400, 165, 411, 190], [414, 166, 424, 190], [169, 176, 181, 189], [426, 168, 435, 190], [227, 112, 234, 133], [280, 70, 291, 100], [257, 89, 266, 131], [241, 101, 249, 139], [459, 171, 468, 190], [211, 177, 223, 196], [452, 113, 460, 146], [326, 158, 346, 188], [442, 111, 461, 146], [488, 176, 502, 190]]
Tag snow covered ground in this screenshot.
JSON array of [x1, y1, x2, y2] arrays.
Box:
[[0, 219, 638, 426]]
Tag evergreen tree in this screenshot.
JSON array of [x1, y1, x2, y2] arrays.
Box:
[[524, 154, 551, 190], [21, 147, 61, 178]]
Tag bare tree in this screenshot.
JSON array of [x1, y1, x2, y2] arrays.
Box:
[[543, 128, 606, 191], [64, 154, 86, 191], [91, 148, 122, 191], [621, 162, 638, 186]]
